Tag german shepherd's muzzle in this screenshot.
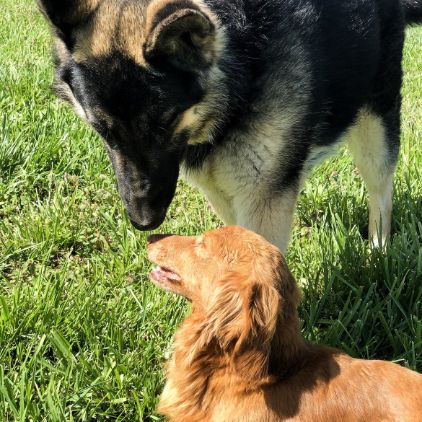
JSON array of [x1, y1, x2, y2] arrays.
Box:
[[106, 140, 181, 230], [79, 54, 197, 230]]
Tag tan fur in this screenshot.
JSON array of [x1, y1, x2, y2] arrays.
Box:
[[182, 106, 305, 250], [175, 105, 219, 145], [68, 0, 101, 23], [175, 60, 228, 145], [347, 109, 394, 247], [145, 0, 219, 49], [147, 226, 422, 422], [70, 0, 222, 66], [73, 0, 148, 65]]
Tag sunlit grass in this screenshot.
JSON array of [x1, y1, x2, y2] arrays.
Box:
[[0, 1, 421, 420]]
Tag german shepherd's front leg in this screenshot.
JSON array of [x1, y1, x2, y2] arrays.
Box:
[[185, 162, 300, 252], [347, 109, 399, 248], [233, 187, 299, 252]]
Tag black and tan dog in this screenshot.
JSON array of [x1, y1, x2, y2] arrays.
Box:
[[38, 0, 422, 250]]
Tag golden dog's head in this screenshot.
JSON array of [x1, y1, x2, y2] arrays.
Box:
[[148, 226, 300, 380]]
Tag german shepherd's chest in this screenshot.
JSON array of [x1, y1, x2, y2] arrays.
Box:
[[182, 115, 295, 225]]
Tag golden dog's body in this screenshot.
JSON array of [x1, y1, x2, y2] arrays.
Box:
[[147, 227, 422, 422], [161, 340, 422, 421]]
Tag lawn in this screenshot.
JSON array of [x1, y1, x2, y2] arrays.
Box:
[[0, 0, 421, 420]]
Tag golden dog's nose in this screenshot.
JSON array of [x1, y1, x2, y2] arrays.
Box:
[[147, 234, 172, 244]]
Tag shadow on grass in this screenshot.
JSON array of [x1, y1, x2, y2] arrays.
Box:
[[297, 187, 422, 372]]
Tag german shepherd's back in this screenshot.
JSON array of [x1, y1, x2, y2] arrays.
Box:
[[39, 0, 422, 250]]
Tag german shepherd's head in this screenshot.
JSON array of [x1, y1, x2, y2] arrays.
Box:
[[38, 0, 228, 230]]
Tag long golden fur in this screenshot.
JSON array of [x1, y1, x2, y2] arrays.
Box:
[[147, 226, 422, 422]]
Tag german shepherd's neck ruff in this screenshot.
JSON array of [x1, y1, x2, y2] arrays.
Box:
[[39, 0, 422, 250]]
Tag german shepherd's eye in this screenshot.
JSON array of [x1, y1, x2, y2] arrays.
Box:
[[60, 64, 82, 100], [54, 64, 74, 100], [58, 62, 73, 87], [164, 109, 185, 129], [91, 120, 109, 140]]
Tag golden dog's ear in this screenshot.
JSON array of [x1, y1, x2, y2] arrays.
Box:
[[38, 0, 101, 48], [232, 282, 280, 380], [205, 272, 280, 381], [144, 0, 220, 70]]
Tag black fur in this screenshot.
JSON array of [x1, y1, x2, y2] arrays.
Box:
[[186, 0, 405, 190], [402, 0, 422, 24]]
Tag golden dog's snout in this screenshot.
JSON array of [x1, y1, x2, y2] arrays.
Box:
[[147, 234, 172, 244]]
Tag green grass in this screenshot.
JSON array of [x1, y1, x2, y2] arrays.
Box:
[[0, 1, 421, 420]]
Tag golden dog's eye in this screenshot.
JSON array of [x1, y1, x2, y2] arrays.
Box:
[[195, 236, 204, 248], [194, 236, 207, 257]]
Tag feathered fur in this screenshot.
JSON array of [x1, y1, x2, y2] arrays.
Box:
[[148, 226, 422, 421]]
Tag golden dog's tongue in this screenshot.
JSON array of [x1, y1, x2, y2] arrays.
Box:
[[150, 266, 181, 283]]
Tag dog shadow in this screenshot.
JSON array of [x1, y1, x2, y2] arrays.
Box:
[[294, 186, 422, 369], [264, 349, 342, 418]]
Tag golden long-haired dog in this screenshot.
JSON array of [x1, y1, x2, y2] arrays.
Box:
[[147, 226, 422, 422]]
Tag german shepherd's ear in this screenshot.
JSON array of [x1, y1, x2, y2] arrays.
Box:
[[144, 0, 220, 71], [205, 271, 280, 381], [37, 0, 101, 49]]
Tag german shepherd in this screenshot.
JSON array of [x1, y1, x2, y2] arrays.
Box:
[[38, 0, 422, 250]]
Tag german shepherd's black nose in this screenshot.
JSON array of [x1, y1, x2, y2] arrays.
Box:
[[128, 209, 167, 231], [126, 200, 168, 231], [130, 218, 163, 231]]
